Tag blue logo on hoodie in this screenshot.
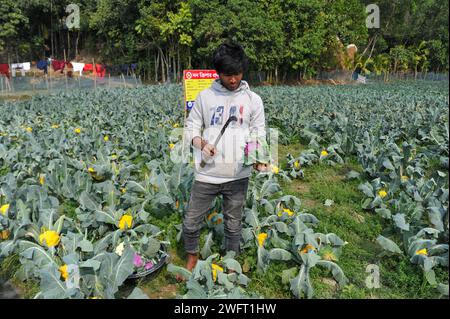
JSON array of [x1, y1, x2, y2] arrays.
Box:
[[210, 106, 224, 125]]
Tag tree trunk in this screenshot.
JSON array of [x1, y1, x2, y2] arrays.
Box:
[[161, 50, 167, 83], [422, 66, 428, 80], [67, 31, 70, 60], [173, 47, 176, 82], [75, 30, 80, 57], [157, 46, 166, 83], [172, 50, 176, 82], [188, 47, 192, 69], [50, 0, 54, 57], [177, 46, 181, 83], [161, 50, 165, 83], [275, 66, 278, 84], [163, 47, 167, 82], [360, 35, 374, 57], [155, 50, 159, 82]]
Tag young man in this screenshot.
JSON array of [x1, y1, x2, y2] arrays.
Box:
[[181, 42, 268, 277]]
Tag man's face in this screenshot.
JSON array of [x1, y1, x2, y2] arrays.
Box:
[[219, 72, 243, 91]]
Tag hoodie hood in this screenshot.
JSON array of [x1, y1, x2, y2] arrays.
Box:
[[211, 79, 250, 94]]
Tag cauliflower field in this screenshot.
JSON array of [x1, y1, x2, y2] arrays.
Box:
[[0, 81, 448, 299]]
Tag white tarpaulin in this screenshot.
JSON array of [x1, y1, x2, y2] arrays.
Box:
[[11, 62, 31, 76], [71, 62, 85, 76], [357, 74, 366, 84]]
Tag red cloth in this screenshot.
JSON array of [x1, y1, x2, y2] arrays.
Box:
[[52, 60, 66, 72], [83, 64, 105, 77], [95, 64, 106, 77], [0, 64, 10, 78], [83, 64, 93, 72]]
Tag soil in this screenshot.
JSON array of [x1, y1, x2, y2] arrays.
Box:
[[143, 284, 178, 299]]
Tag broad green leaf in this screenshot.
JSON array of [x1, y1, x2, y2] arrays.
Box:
[[393, 213, 410, 231], [127, 287, 149, 299], [78, 239, 94, 252], [269, 248, 292, 261], [200, 232, 214, 259], [167, 263, 192, 280], [375, 207, 391, 219], [424, 270, 437, 285], [358, 182, 374, 198], [79, 191, 100, 211], [437, 283, 449, 297], [316, 260, 347, 286], [38, 264, 74, 299], [427, 207, 444, 231], [290, 265, 313, 299], [376, 235, 403, 255], [222, 258, 243, 274], [79, 259, 101, 271], [282, 267, 298, 285]]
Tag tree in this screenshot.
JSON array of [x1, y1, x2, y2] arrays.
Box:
[[189, 0, 285, 83], [361, 0, 448, 68], [89, 0, 140, 62], [390, 45, 412, 75], [135, 0, 193, 82], [1, 0, 448, 82], [226, 0, 285, 82], [372, 53, 391, 81], [0, 0, 28, 55], [159, 1, 193, 82], [410, 41, 429, 80], [427, 40, 449, 73]]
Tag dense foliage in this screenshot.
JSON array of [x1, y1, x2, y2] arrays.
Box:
[[0, 0, 448, 82]]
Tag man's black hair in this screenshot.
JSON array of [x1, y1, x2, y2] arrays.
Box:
[[212, 41, 248, 75]]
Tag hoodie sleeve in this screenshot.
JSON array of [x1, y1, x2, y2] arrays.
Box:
[[248, 93, 271, 164], [249, 93, 266, 140], [184, 93, 204, 146]]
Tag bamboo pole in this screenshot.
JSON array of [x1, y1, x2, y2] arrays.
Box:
[[93, 59, 97, 91], [49, 59, 52, 92], [121, 74, 126, 88], [64, 49, 68, 91], [181, 69, 188, 163]]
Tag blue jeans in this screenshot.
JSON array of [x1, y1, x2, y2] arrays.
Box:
[[182, 178, 249, 255]]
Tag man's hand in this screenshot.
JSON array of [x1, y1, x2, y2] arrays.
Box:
[[253, 162, 269, 172], [192, 137, 217, 159], [192, 136, 217, 164], [202, 143, 217, 159]]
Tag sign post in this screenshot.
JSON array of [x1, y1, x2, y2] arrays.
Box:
[[181, 70, 218, 160], [183, 70, 219, 111]]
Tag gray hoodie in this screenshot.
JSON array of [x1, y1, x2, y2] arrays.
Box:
[[185, 79, 266, 184]]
